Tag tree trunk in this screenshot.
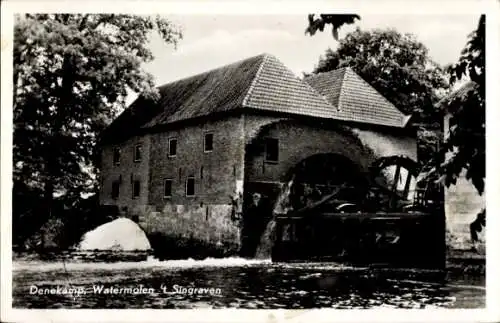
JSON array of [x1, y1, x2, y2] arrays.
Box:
[[41, 178, 54, 250]]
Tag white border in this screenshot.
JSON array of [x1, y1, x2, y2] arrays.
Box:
[[1, 1, 500, 323]]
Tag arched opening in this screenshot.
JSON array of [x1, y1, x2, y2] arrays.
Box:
[[275, 153, 369, 214], [289, 153, 367, 210], [241, 152, 367, 258]]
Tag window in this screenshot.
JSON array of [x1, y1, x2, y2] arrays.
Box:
[[113, 148, 121, 165], [111, 181, 120, 199], [134, 144, 142, 162], [186, 177, 195, 197], [265, 138, 279, 162], [164, 179, 173, 198], [204, 133, 213, 152], [168, 138, 177, 157], [132, 180, 140, 199]]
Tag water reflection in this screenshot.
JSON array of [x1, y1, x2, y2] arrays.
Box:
[[12, 259, 485, 309]]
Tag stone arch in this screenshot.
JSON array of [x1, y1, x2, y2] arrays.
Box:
[[240, 119, 378, 258], [244, 119, 376, 190]]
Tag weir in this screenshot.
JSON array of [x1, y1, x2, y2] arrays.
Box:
[[254, 177, 294, 259]]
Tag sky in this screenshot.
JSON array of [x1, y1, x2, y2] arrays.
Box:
[[141, 14, 480, 88]]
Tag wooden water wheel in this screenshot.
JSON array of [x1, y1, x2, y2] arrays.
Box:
[[368, 155, 422, 211]]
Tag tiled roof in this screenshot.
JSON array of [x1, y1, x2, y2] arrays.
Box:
[[241, 54, 336, 118], [143, 54, 264, 127], [101, 54, 409, 143], [143, 53, 338, 128], [305, 67, 411, 128]]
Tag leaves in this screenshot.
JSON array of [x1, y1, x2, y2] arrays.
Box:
[[314, 28, 449, 121], [312, 28, 450, 166], [435, 15, 485, 195], [13, 14, 182, 203], [305, 14, 360, 40]]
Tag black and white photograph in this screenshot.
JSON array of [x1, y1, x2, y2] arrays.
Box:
[[1, 1, 498, 322]]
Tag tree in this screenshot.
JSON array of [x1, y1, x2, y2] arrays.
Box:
[[311, 28, 450, 163], [436, 15, 485, 194], [13, 14, 182, 245], [305, 14, 360, 40], [314, 28, 449, 124]]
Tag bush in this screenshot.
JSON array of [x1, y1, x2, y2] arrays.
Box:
[[15, 193, 111, 253]]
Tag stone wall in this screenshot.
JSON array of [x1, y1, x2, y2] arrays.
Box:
[[100, 113, 420, 259], [443, 114, 485, 251], [100, 116, 245, 258], [244, 118, 417, 185], [138, 204, 240, 258], [445, 174, 485, 250], [148, 116, 245, 207], [100, 134, 151, 215]]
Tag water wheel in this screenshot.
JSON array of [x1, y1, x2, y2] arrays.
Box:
[[368, 156, 422, 211]]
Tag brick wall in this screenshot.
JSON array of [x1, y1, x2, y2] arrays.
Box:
[[147, 115, 245, 208], [243, 118, 387, 185], [100, 115, 245, 257], [100, 134, 151, 215], [144, 116, 246, 256], [99, 113, 419, 258]]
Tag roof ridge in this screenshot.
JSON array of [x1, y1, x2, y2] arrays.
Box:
[[306, 66, 348, 79], [157, 53, 268, 89], [245, 54, 336, 111], [242, 54, 269, 107], [242, 54, 341, 119], [343, 68, 409, 119], [335, 68, 348, 112], [301, 71, 340, 111]]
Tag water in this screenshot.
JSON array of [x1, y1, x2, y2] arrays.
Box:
[[12, 257, 485, 309]]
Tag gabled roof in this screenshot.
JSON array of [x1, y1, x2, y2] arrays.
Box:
[[304, 67, 411, 128], [142, 53, 336, 128], [101, 54, 410, 143]]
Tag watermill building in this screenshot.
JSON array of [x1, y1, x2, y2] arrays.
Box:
[[98, 53, 420, 257]]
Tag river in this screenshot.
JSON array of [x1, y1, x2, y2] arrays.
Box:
[[12, 257, 485, 309]]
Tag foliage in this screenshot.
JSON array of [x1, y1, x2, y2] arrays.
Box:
[[305, 14, 360, 40], [13, 14, 182, 249], [306, 14, 485, 196], [417, 128, 443, 168], [313, 28, 449, 128], [14, 190, 107, 251], [435, 15, 485, 195]]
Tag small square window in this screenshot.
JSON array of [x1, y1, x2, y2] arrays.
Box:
[[168, 138, 177, 157], [204, 133, 213, 152], [186, 177, 195, 197], [265, 138, 279, 162], [132, 180, 140, 199], [164, 179, 173, 198], [111, 181, 120, 199], [134, 145, 142, 162], [113, 148, 121, 165]]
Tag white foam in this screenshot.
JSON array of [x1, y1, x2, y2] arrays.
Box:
[[13, 257, 272, 272], [78, 217, 151, 251]]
